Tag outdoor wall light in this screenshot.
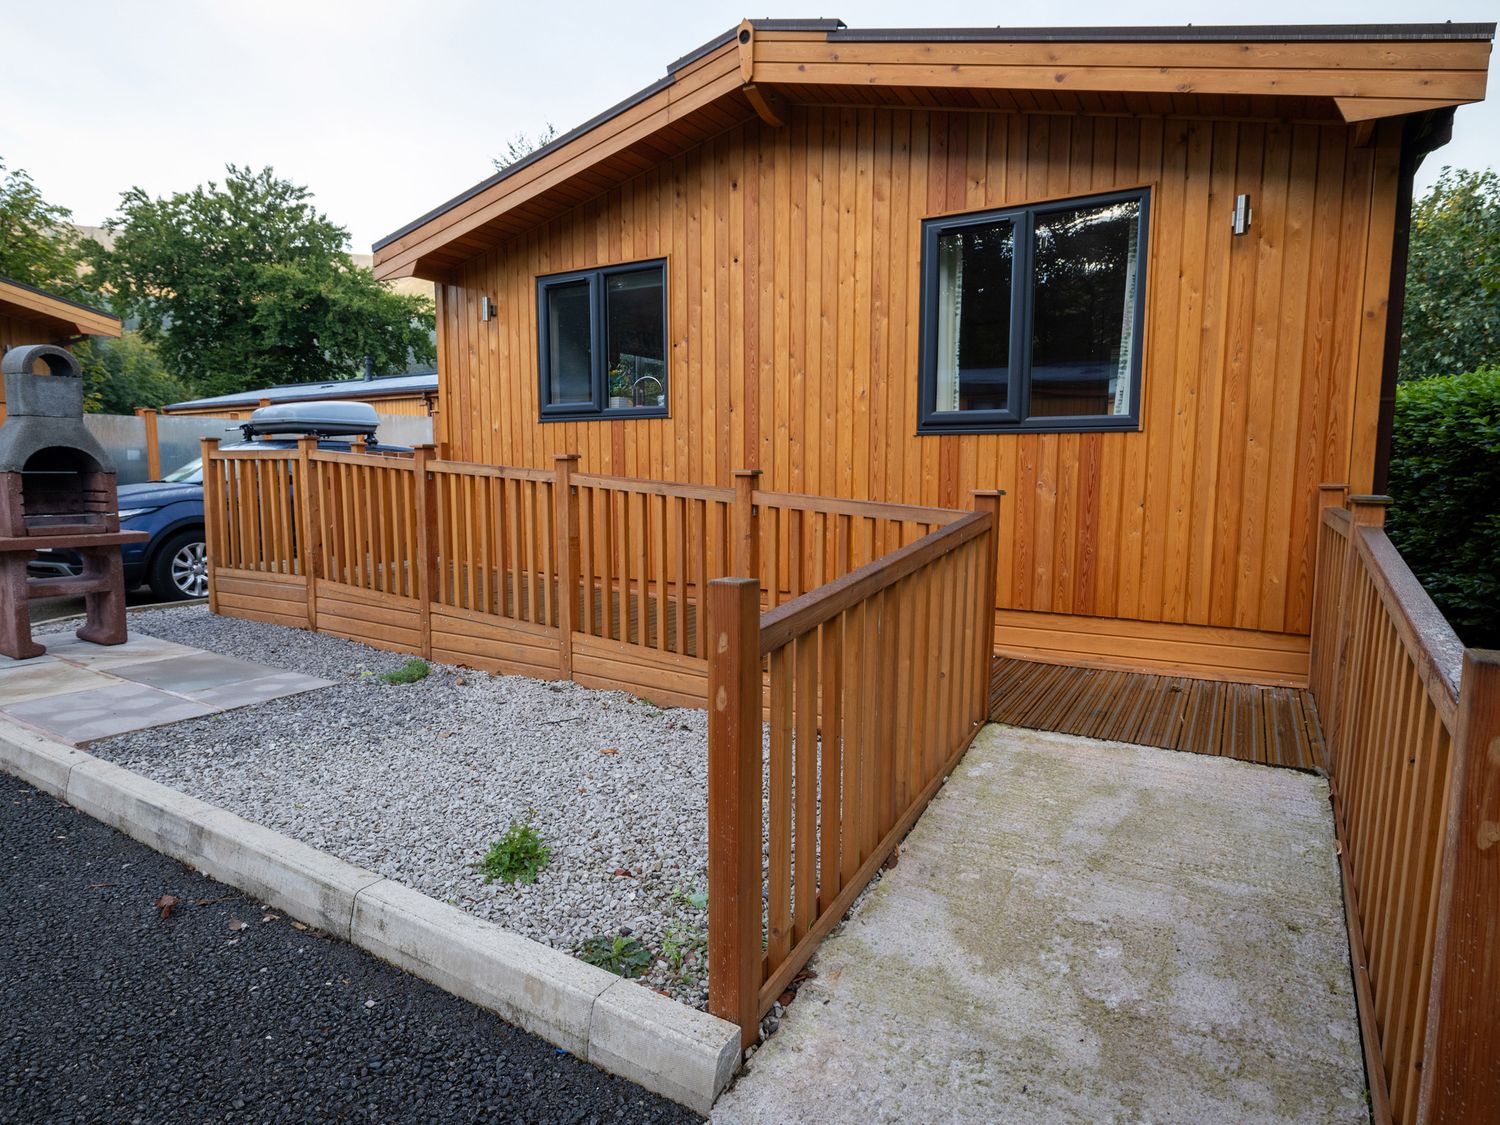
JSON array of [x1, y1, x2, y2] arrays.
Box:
[[1231, 194, 1253, 236], [481, 296, 496, 322]]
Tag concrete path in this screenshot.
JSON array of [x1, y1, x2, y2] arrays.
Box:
[[0, 630, 330, 745], [715, 726, 1366, 1125]]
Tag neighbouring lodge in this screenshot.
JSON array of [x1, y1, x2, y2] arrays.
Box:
[[0, 277, 121, 422], [370, 19, 1494, 685]]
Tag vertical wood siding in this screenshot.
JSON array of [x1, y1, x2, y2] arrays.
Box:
[[435, 107, 1400, 645]]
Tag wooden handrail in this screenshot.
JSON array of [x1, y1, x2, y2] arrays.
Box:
[[575, 471, 735, 503], [1354, 526, 1464, 723], [752, 488, 967, 526], [758, 510, 991, 656], [431, 459, 553, 481]]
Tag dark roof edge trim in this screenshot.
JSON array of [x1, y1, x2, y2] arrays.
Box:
[[830, 22, 1496, 44], [0, 274, 121, 322]]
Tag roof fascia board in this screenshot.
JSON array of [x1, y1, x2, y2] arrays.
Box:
[[374, 50, 744, 279], [373, 20, 1492, 278], [0, 277, 122, 338], [828, 23, 1494, 43]]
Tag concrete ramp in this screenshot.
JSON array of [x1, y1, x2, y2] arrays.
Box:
[[714, 725, 1366, 1124]]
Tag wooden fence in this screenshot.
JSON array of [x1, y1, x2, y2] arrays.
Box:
[[706, 493, 1001, 1045], [1308, 492, 1498, 1125], [200, 437, 975, 711]]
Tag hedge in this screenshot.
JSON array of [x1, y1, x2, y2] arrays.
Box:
[[1385, 367, 1500, 649]]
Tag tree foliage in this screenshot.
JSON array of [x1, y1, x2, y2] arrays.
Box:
[[87, 165, 435, 397], [493, 124, 559, 172], [74, 333, 192, 414], [1399, 168, 1500, 381], [0, 157, 93, 302], [1386, 368, 1500, 647]]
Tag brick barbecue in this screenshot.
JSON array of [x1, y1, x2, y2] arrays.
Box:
[[0, 344, 147, 659]]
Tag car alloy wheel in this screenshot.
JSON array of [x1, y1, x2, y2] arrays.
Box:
[[170, 540, 209, 598]]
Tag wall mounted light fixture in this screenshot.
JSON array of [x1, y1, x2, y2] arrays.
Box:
[[481, 296, 496, 322], [1231, 194, 1253, 236]]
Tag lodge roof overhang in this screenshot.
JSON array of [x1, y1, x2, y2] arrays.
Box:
[[0, 277, 122, 342], [371, 19, 1494, 283]]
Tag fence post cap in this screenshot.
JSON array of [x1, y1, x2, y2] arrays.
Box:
[[710, 575, 760, 589], [554, 452, 581, 463], [1318, 481, 1349, 492], [200, 436, 221, 447], [731, 468, 763, 479], [971, 488, 1006, 498], [1347, 494, 1392, 506]]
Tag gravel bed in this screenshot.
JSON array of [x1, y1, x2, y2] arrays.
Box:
[[93, 605, 712, 1008]]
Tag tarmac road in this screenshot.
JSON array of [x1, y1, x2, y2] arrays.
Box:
[[0, 772, 702, 1124]]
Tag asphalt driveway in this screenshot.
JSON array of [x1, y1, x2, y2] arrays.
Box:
[[0, 772, 701, 1124]]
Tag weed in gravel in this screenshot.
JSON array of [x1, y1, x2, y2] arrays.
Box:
[[577, 934, 653, 979], [660, 924, 707, 982], [673, 884, 708, 911], [379, 659, 431, 685], [477, 820, 550, 885]]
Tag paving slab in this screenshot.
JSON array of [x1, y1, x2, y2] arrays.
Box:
[[111, 653, 285, 694], [0, 660, 116, 706], [185, 670, 332, 709], [4, 681, 216, 745], [27, 631, 198, 670], [0, 631, 333, 744], [714, 725, 1365, 1125]]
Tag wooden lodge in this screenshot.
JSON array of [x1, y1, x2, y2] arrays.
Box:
[[371, 19, 1492, 687], [196, 20, 1497, 1122]]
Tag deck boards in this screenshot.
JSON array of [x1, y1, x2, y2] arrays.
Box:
[[989, 656, 1325, 771]]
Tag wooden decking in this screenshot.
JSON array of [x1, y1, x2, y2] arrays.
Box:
[[989, 657, 1326, 771]]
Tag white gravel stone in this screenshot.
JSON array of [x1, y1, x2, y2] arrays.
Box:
[[95, 606, 711, 1008]]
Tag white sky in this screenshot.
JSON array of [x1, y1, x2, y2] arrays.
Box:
[[2, 1, 1495, 253]]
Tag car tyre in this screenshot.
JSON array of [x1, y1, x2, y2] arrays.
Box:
[[148, 528, 210, 601]]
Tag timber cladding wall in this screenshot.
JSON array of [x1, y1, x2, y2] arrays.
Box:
[[434, 106, 1403, 684]]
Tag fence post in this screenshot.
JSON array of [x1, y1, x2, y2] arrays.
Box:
[[411, 445, 436, 659], [732, 469, 762, 584], [554, 453, 581, 679], [1307, 483, 1349, 699], [199, 437, 221, 614], [971, 490, 1004, 727], [707, 576, 763, 1050], [1418, 649, 1500, 1125], [295, 436, 322, 630], [135, 408, 161, 480]]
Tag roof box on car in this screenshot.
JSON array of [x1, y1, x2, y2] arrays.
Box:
[[242, 400, 381, 438]]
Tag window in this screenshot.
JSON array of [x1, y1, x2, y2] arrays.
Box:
[[918, 189, 1147, 433], [537, 259, 667, 420]]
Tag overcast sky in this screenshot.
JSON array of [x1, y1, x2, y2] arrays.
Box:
[[3, 1, 1495, 253]]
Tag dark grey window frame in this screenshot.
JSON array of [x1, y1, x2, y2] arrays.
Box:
[[916, 187, 1149, 435], [536, 257, 669, 422]]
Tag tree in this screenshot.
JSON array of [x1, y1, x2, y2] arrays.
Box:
[[87, 165, 435, 397], [493, 124, 559, 171], [0, 157, 92, 302], [74, 333, 192, 414], [1399, 168, 1500, 381]]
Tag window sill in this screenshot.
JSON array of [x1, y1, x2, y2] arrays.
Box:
[[916, 416, 1140, 436], [539, 407, 670, 424]]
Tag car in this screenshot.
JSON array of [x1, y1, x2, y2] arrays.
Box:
[[28, 401, 411, 601]]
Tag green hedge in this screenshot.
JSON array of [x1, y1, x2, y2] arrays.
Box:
[[1386, 368, 1500, 648]]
